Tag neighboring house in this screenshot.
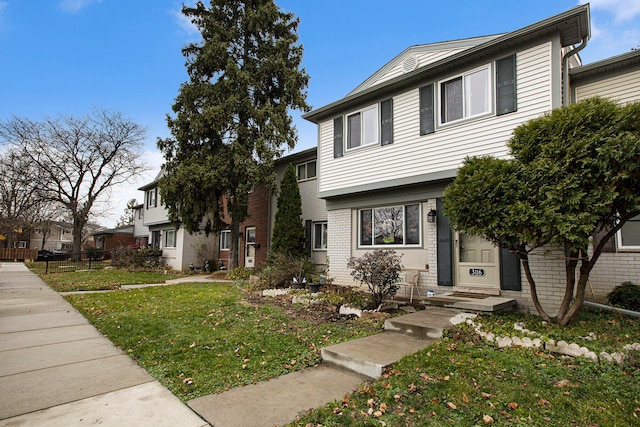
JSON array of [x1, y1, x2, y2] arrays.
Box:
[[569, 49, 640, 300], [269, 147, 328, 268], [92, 225, 135, 252], [29, 221, 74, 251], [138, 171, 213, 272], [302, 5, 638, 314], [132, 203, 149, 248]]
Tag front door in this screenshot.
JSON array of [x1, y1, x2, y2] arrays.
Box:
[[455, 232, 499, 290], [244, 227, 256, 268]]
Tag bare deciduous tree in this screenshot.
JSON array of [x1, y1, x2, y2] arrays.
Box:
[[0, 109, 149, 254]]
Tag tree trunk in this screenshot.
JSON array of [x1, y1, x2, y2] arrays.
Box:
[[557, 246, 578, 321], [520, 253, 554, 323], [228, 217, 241, 270], [72, 216, 85, 260]]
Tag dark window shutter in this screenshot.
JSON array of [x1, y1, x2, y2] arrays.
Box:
[[436, 198, 453, 286], [496, 54, 517, 115], [333, 116, 343, 158], [154, 188, 158, 207], [594, 227, 617, 253], [419, 84, 435, 135], [500, 247, 521, 291], [305, 220, 312, 257], [380, 98, 393, 145]]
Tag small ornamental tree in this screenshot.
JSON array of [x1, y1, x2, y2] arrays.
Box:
[[444, 97, 640, 325], [270, 163, 306, 258], [347, 249, 403, 308]]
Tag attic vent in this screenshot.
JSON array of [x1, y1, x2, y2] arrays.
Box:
[[402, 55, 418, 73]]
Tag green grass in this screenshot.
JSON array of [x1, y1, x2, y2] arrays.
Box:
[[28, 265, 185, 292], [290, 310, 640, 427], [65, 283, 384, 401]]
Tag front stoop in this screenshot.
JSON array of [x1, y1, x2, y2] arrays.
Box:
[[384, 307, 465, 339], [321, 333, 433, 379], [423, 293, 516, 312], [321, 307, 479, 379]]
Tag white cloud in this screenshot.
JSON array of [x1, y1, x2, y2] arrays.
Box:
[[577, 0, 640, 62], [173, 6, 199, 37], [582, 0, 640, 22], [58, 0, 102, 14]]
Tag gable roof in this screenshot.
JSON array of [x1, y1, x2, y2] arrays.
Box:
[[349, 35, 501, 95], [303, 4, 590, 124]]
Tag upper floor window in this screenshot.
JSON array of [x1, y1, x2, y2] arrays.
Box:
[[147, 188, 157, 208], [359, 204, 421, 247], [420, 54, 517, 133], [347, 105, 378, 149], [440, 65, 491, 124], [333, 98, 393, 158], [219, 230, 230, 251], [618, 215, 640, 250], [297, 161, 316, 181]]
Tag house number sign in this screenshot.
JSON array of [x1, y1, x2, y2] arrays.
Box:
[[469, 268, 486, 277]]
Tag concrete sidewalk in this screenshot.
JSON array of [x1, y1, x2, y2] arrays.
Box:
[[0, 262, 208, 427]]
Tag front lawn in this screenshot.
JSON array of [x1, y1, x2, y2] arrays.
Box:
[[291, 309, 640, 427], [27, 264, 185, 292], [65, 283, 385, 401]]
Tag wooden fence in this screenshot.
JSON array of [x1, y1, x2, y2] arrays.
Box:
[[0, 248, 38, 261]]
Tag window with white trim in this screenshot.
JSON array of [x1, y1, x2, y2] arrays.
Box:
[[164, 229, 176, 248], [440, 65, 491, 124], [347, 105, 378, 149], [359, 204, 421, 247], [618, 215, 640, 250], [147, 188, 157, 208], [219, 230, 230, 251], [297, 161, 316, 181], [313, 222, 327, 251]]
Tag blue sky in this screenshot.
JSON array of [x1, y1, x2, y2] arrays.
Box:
[[1, 0, 639, 226]]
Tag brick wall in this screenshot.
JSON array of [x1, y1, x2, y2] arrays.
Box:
[[326, 209, 353, 285]]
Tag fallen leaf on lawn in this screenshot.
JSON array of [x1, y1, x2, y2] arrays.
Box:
[[488, 402, 496, 409], [367, 407, 374, 415], [420, 373, 430, 381], [379, 402, 387, 413], [507, 402, 518, 410], [482, 392, 492, 398], [463, 392, 469, 403], [483, 414, 494, 424], [332, 407, 342, 415], [374, 410, 383, 418], [408, 383, 418, 393], [444, 375, 450, 381], [538, 398, 551, 406], [182, 377, 193, 385], [447, 402, 457, 410], [367, 398, 375, 407], [553, 379, 576, 388], [394, 394, 402, 400], [341, 395, 351, 407], [189, 342, 196, 348]]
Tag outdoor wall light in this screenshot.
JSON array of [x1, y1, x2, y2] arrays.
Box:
[[427, 209, 437, 223]]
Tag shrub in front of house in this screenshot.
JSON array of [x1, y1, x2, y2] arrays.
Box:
[[347, 249, 402, 309], [261, 252, 316, 288], [607, 281, 640, 311]]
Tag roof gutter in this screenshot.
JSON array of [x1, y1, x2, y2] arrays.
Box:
[[563, 37, 589, 106]]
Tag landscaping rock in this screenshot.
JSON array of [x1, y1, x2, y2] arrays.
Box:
[[262, 289, 290, 297], [496, 336, 513, 348], [339, 305, 362, 318], [377, 302, 398, 312], [399, 305, 416, 313]]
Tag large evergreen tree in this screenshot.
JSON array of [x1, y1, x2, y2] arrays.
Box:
[[271, 163, 305, 258], [444, 97, 640, 325], [158, 0, 310, 269]]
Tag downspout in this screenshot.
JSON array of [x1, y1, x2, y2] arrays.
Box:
[[562, 38, 588, 106]]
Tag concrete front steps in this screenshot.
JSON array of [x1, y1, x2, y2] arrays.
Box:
[[321, 307, 469, 379]]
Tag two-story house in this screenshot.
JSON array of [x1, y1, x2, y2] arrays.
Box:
[[138, 171, 212, 271], [303, 5, 639, 313]]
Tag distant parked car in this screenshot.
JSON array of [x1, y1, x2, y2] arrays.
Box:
[[37, 250, 69, 261]]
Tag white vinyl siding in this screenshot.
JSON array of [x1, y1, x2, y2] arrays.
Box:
[[574, 68, 640, 105], [318, 42, 553, 195]]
